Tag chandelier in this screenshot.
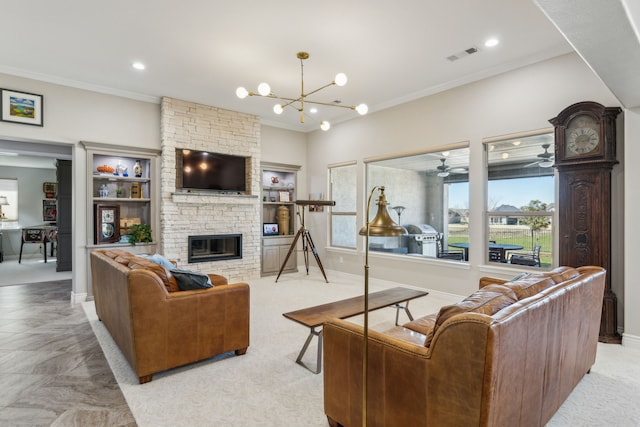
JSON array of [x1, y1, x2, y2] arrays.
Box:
[[236, 52, 368, 131]]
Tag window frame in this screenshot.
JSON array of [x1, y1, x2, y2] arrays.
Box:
[[483, 129, 556, 268], [328, 161, 358, 249]]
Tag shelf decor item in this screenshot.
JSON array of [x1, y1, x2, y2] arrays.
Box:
[[278, 191, 290, 202], [94, 204, 120, 244], [128, 223, 152, 245], [134, 160, 143, 177], [1, 88, 43, 126]]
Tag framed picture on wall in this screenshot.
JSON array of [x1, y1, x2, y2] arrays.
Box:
[[43, 182, 57, 198], [0, 89, 44, 126], [43, 200, 57, 222], [94, 204, 120, 244]]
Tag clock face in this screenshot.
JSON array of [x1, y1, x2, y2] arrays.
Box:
[[565, 114, 600, 156], [102, 209, 115, 223]]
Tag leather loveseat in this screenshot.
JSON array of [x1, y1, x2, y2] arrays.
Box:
[[323, 266, 606, 427], [90, 249, 250, 383]]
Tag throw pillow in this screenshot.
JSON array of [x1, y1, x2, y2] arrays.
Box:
[[170, 268, 213, 291], [140, 253, 175, 269], [128, 258, 180, 293]]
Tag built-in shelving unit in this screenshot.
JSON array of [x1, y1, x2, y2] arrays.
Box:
[[261, 162, 300, 276], [82, 141, 160, 252]]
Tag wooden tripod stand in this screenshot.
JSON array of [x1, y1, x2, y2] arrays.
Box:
[[275, 205, 328, 283]]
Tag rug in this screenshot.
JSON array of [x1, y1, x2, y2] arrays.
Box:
[[83, 270, 640, 426]]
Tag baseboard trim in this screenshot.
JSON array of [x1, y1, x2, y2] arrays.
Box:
[[622, 332, 640, 350], [70, 291, 88, 304]]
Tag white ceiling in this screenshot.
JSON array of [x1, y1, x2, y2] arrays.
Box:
[[1, 0, 577, 134], [1, 1, 638, 139]]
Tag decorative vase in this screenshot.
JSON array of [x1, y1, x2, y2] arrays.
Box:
[[277, 205, 289, 235], [134, 160, 143, 178]]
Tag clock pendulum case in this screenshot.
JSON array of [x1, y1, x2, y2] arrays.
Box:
[[549, 101, 622, 343]]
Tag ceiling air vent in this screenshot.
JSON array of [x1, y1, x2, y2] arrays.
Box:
[[446, 46, 480, 62]]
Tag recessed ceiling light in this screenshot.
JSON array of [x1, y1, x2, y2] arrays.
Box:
[[132, 62, 146, 70], [485, 38, 499, 48], [309, 107, 318, 114]]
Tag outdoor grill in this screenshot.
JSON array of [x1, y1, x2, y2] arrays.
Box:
[[405, 224, 438, 257]]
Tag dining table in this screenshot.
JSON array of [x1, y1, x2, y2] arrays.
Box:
[[447, 242, 524, 262]]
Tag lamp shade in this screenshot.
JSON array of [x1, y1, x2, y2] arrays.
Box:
[[359, 187, 406, 237]]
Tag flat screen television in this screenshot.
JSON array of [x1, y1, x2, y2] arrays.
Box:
[[176, 149, 247, 193]]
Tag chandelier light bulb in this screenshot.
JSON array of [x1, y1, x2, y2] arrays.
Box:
[[320, 121, 331, 131], [236, 87, 249, 99], [257, 82, 271, 96], [356, 103, 369, 115], [334, 73, 348, 86], [273, 104, 284, 114]]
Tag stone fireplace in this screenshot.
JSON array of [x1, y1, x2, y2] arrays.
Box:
[[159, 97, 261, 282]]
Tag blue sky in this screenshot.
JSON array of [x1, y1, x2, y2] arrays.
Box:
[[449, 176, 554, 210]]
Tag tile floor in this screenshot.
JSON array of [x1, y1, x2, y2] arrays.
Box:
[[0, 279, 136, 426]]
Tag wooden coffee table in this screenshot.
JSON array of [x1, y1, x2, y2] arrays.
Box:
[[283, 286, 428, 373]]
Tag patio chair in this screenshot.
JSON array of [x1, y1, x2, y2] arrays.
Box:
[[436, 233, 464, 261], [509, 244, 541, 267]]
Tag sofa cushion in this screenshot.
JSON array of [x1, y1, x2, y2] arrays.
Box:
[[114, 254, 133, 265], [425, 287, 516, 347], [544, 266, 580, 284], [403, 313, 437, 336], [170, 268, 213, 291], [504, 275, 556, 300], [128, 258, 180, 293], [478, 283, 518, 300]]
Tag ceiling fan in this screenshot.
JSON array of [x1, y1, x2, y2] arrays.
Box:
[[525, 144, 554, 168], [436, 158, 468, 177]]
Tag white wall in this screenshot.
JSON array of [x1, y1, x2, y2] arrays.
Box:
[[624, 107, 640, 345], [0, 73, 160, 301], [305, 53, 636, 344]]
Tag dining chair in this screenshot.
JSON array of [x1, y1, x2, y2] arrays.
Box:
[[19, 229, 48, 263]]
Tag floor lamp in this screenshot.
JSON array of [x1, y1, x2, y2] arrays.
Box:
[[359, 186, 406, 426]]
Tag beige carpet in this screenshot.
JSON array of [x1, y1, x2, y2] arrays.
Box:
[[83, 269, 640, 427]]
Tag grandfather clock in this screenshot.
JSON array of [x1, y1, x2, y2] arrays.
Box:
[[549, 101, 622, 343]]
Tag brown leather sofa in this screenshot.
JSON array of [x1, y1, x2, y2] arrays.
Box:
[[323, 266, 606, 427], [90, 249, 250, 383]]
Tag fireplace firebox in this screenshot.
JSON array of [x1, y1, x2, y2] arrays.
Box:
[[188, 234, 242, 263]]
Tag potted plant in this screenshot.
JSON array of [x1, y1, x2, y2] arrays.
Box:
[[128, 223, 152, 245], [116, 188, 123, 198]]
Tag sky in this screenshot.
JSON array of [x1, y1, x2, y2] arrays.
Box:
[[449, 176, 554, 210]]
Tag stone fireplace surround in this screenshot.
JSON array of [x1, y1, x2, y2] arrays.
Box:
[[159, 97, 261, 282]]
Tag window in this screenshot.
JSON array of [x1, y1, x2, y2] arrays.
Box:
[[329, 162, 357, 249], [485, 131, 555, 267], [0, 178, 18, 222], [364, 144, 469, 259]]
